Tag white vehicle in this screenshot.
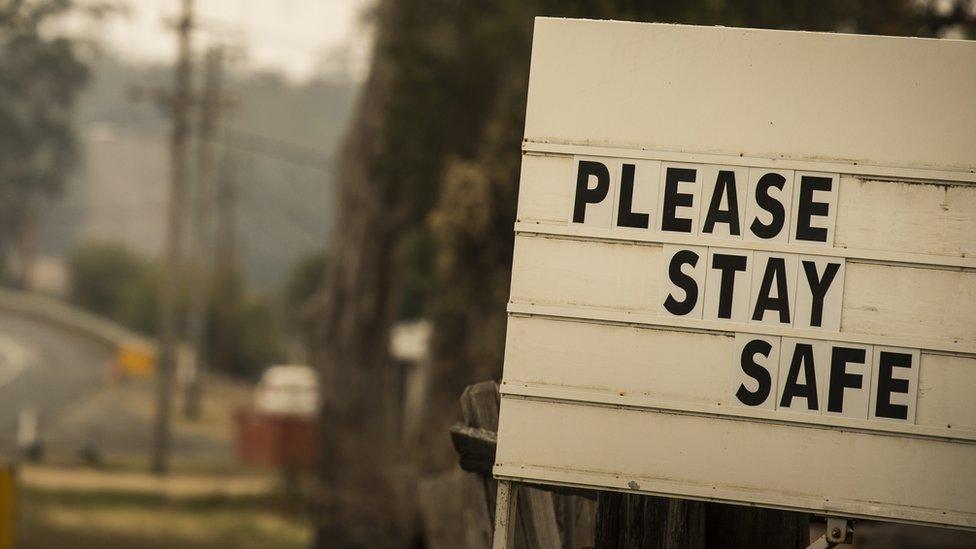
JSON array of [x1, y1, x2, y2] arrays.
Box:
[[254, 364, 318, 417]]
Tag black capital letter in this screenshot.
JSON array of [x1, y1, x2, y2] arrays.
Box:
[[828, 346, 866, 413], [711, 253, 747, 319], [664, 249, 700, 316], [780, 343, 819, 411], [801, 261, 841, 328], [736, 339, 773, 407], [795, 175, 832, 243], [750, 172, 787, 240], [572, 160, 610, 223], [875, 351, 913, 420], [702, 170, 741, 235], [752, 257, 791, 324], [616, 163, 650, 228], [661, 167, 696, 233]]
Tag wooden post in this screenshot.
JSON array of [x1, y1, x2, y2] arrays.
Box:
[[595, 492, 808, 549], [492, 480, 518, 549], [183, 46, 224, 419], [704, 503, 809, 548], [448, 382, 586, 549], [152, 0, 193, 475]]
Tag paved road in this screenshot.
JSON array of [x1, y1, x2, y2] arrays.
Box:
[[0, 310, 112, 454]]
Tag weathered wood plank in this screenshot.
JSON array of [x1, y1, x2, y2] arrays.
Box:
[[495, 397, 976, 528], [451, 423, 498, 474], [509, 233, 976, 348], [596, 492, 707, 549], [420, 470, 490, 549], [515, 154, 976, 261], [501, 316, 976, 438], [517, 486, 562, 549], [462, 380, 501, 432]]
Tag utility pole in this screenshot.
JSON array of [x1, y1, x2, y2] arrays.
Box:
[[183, 46, 224, 419], [153, 0, 193, 474], [212, 145, 238, 374]]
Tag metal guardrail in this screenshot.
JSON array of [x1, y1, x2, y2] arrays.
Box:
[[0, 288, 152, 351], [0, 288, 158, 378]]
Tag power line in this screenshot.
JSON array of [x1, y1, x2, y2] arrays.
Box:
[[80, 112, 336, 174], [222, 127, 335, 173]]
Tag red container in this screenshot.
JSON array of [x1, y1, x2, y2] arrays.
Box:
[[234, 408, 317, 470]]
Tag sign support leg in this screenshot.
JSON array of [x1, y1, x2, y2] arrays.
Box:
[[492, 480, 518, 549], [806, 517, 854, 549]]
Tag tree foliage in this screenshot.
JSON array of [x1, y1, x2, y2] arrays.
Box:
[[67, 241, 159, 333], [0, 0, 92, 279], [68, 241, 284, 378]]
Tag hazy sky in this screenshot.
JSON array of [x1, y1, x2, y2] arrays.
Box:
[[88, 0, 375, 82]]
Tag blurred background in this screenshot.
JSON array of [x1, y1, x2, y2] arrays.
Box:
[[0, 0, 973, 548]]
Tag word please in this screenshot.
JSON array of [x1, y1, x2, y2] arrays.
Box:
[[571, 157, 839, 246], [662, 245, 845, 331], [731, 334, 919, 423]]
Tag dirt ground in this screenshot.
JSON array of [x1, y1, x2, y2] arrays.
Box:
[[17, 472, 311, 549], [12, 371, 316, 548]]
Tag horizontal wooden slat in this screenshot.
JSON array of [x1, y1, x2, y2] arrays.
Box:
[[842, 265, 976, 348], [501, 316, 976, 440], [526, 19, 976, 175], [834, 178, 976, 258], [522, 142, 976, 184], [510, 235, 661, 313], [509, 234, 976, 350], [494, 396, 976, 529], [515, 153, 976, 268]]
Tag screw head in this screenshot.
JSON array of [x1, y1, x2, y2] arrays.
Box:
[[830, 527, 842, 539]]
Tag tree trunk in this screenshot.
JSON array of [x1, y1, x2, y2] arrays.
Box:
[[306, 39, 412, 548]]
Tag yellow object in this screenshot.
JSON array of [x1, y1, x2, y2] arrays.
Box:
[[0, 463, 16, 549], [117, 342, 156, 377]]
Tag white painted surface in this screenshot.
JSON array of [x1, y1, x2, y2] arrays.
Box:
[[501, 315, 976, 440], [498, 18, 976, 530], [495, 397, 976, 528], [524, 19, 976, 174], [517, 154, 976, 267], [509, 234, 973, 350]]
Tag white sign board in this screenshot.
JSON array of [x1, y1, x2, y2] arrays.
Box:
[[495, 18, 976, 530]]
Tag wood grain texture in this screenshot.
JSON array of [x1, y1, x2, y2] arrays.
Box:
[[419, 469, 492, 549]]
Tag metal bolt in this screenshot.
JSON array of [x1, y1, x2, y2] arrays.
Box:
[[830, 527, 842, 539]]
